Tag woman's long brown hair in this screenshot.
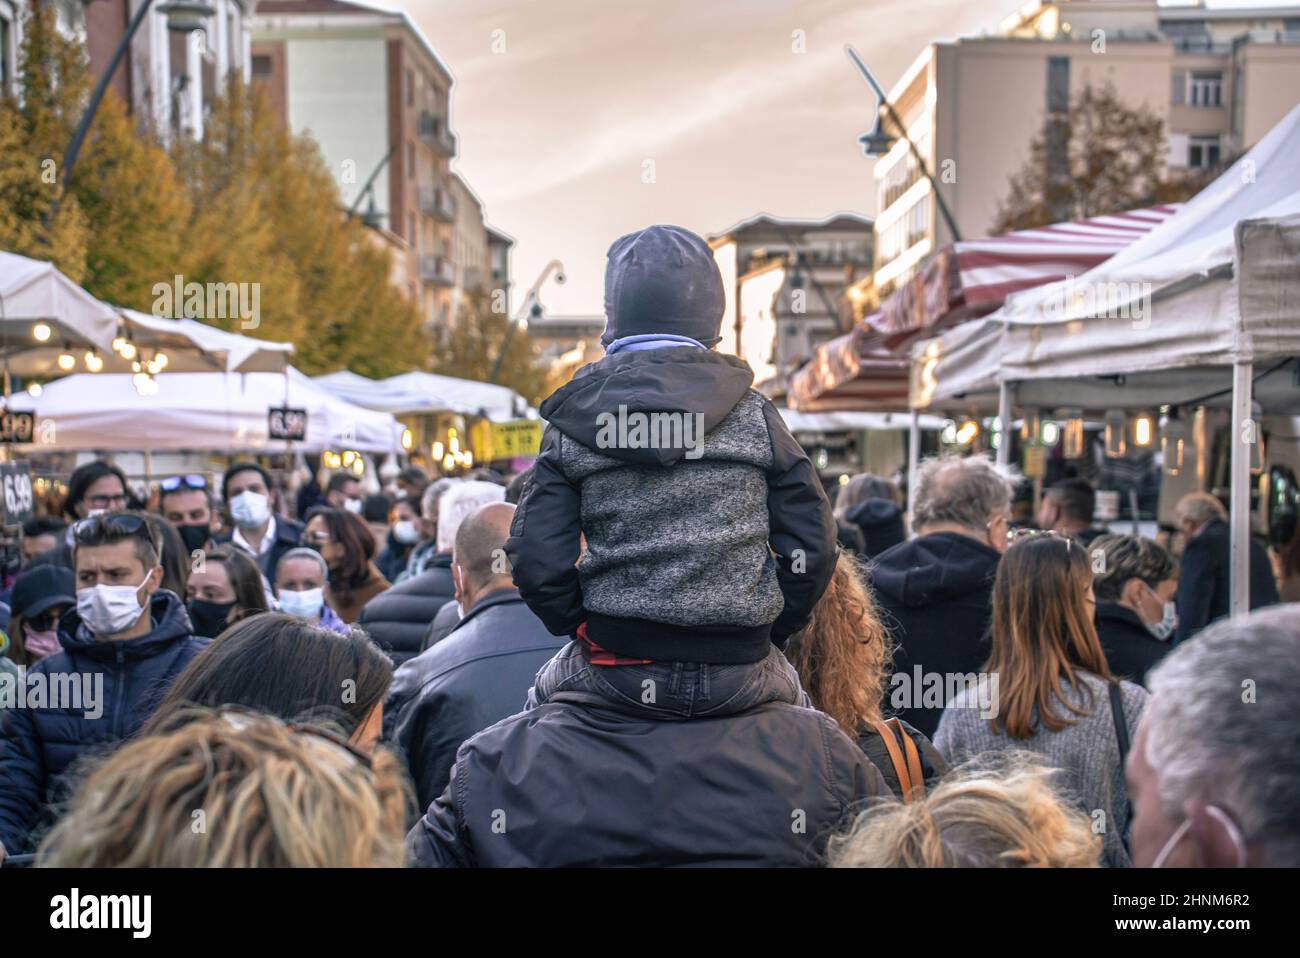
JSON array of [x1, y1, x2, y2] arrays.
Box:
[[986, 534, 1113, 739], [784, 551, 891, 734]]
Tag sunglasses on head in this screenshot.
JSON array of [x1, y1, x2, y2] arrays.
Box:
[[73, 512, 153, 544], [160, 474, 208, 493]]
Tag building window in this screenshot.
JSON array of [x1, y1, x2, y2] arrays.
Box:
[[407, 141, 414, 178], [406, 68, 413, 106], [1187, 72, 1223, 108], [251, 55, 272, 78], [0, 13, 11, 93], [1047, 57, 1070, 113], [1188, 135, 1221, 169]]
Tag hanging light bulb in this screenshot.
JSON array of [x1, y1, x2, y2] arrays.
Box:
[[1040, 421, 1061, 447], [442, 453, 456, 472], [1104, 410, 1127, 458], [112, 335, 127, 353], [464, 451, 474, 468], [132, 372, 153, 395], [84, 350, 104, 373], [154, 351, 169, 370], [119, 340, 137, 360], [1160, 411, 1190, 477], [1062, 412, 1085, 459], [401, 428, 414, 451], [33, 323, 52, 342], [26, 382, 43, 397], [1131, 411, 1155, 448], [57, 346, 76, 371], [432, 441, 445, 460], [956, 419, 980, 446]]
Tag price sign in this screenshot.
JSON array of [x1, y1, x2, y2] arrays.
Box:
[[1022, 444, 1048, 480], [0, 464, 35, 524], [0, 411, 35, 444], [472, 419, 543, 462], [268, 407, 308, 441]]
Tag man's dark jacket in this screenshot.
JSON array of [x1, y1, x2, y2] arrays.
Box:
[[387, 587, 565, 811], [406, 642, 887, 867], [0, 590, 207, 853], [1174, 519, 1279, 643], [868, 531, 1000, 738], [1094, 601, 1170, 687], [357, 554, 455, 665], [215, 515, 304, 580]]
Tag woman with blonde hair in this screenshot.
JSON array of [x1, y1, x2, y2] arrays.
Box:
[[784, 551, 947, 800], [827, 755, 1103, 868], [38, 708, 411, 867], [934, 533, 1146, 867]]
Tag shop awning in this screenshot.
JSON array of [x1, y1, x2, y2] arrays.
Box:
[[788, 204, 1182, 410]]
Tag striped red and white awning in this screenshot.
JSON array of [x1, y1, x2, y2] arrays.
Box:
[[789, 204, 1183, 410]]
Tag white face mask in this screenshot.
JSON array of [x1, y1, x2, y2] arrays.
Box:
[[1143, 585, 1178, 642], [277, 587, 324, 620], [393, 520, 420, 544], [344, 498, 364, 515], [230, 490, 270, 529], [77, 571, 153, 637]]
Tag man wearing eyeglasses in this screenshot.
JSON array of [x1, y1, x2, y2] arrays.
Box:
[[29, 461, 133, 573], [0, 513, 207, 864], [159, 474, 216, 554]]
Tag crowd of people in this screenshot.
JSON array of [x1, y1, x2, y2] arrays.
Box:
[[1, 225, 1296, 869]]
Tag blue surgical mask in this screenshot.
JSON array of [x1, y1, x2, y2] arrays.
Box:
[[1144, 585, 1178, 642], [278, 587, 324, 620]]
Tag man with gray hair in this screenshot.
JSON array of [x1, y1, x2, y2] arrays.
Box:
[[1173, 491, 1278, 643], [1128, 605, 1300, 867], [867, 454, 1018, 737]]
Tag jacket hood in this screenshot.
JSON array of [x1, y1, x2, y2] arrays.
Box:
[[601, 225, 725, 347], [845, 498, 903, 528], [539, 348, 756, 467], [59, 589, 195, 659], [869, 532, 1000, 609]]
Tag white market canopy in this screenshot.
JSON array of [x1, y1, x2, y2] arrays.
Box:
[[0, 252, 119, 375], [119, 308, 294, 374], [315, 369, 529, 422], [911, 102, 1300, 414], [779, 407, 946, 432], [7, 368, 404, 453]]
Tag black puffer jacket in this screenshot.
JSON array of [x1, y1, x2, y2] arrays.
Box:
[[406, 642, 888, 866], [388, 588, 566, 811], [357, 554, 455, 665], [0, 590, 207, 854], [868, 532, 1000, 738]]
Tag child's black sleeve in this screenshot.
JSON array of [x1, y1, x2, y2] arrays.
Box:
[[504, 426, 586, 636], [760, 401, 837, 641]]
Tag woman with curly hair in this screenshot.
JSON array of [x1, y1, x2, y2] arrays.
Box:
[[783, 550, 947, 801]]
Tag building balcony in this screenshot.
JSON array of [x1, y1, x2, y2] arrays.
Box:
[[417, 185, 457, 222], [418, 111, 457, 156], [419, 253, 456, 287]]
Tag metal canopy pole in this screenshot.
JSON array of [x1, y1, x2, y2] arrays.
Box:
[[1229, 361, 1253, 619], [996, 380, 1011, 468], [907, 408, 921, 535]]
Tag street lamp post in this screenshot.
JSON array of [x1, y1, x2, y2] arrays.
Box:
[[845, 44, 962, 244], [55, 0, 214, 212], [489, 259, 565, 385]]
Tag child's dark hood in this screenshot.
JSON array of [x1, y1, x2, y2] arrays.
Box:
[[539, 348, 755, 467]]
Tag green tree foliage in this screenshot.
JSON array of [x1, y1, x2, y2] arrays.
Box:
[[0, 1, 88, 280], [434, 291, 554, 406], [994, 82, 1209, 232]]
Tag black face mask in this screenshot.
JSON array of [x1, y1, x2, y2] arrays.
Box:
[[176, 523, 211, 553], [187, 598, 236, 639]]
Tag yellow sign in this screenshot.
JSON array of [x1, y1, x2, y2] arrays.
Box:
[[1022, 444, 1048, 480], [471, 419, 543, 462]]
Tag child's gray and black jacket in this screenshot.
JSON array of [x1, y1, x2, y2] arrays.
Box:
[[505, 347, 836, 664]]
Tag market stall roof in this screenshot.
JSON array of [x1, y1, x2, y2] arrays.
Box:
[[778, 407, 946, 432], [0, 252, 119, 374], [119, 309, 294, 374], [992, 102, 1300, 412], [7, 368, 404, 453], [789, 205, 1181, 411], [315, 369, 528, 422]]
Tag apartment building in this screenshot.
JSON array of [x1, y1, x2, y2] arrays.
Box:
[[870, 0, 1300, 298], [250, 0, 461, 332], [709, 213, 873, 391], [2, 0, 253, 138]]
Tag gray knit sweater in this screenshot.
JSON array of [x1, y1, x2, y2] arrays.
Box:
[[934, 671, 1147, 867]]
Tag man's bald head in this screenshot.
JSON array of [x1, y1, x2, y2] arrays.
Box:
[[453, 502, 517, 596]]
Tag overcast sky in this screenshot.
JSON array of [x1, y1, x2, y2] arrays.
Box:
[[386, 0, 1289, 315]]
